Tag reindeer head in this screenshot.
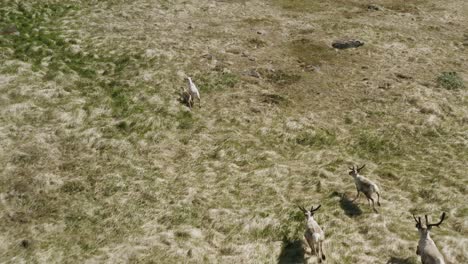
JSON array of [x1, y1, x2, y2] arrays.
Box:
[[413, 212, 446, 236], [298, 205, 321, 218], [348, 164, 365, 177]]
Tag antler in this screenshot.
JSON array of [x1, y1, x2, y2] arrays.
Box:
[[311, 205, 321, 212], [357, 164, 366, 171], [426, 212, 446, 228], [349, 165, 354, 170], [412, 214, 419, 224], [297, 205, 307, 213], [413, 214, 422, 227]]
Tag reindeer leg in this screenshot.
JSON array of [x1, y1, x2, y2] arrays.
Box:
[[305, 236, 314, 256], [187, 94, 192, 108], [376, 192, 381, 206], [320, 241, 326, 260], [198, 97, 201, 108], [369, 197, 378, 213], [351, 190, 361, 202], [315, 243, 321, 263]]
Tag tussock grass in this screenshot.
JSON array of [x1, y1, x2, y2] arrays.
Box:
[[437, 72, 465, 90], [1, 0, 467, 263]]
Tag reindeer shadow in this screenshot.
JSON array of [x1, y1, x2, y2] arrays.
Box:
[[277, 239, 306, 264], [333, 192, 363, 217], [386, 256, 416, 264]]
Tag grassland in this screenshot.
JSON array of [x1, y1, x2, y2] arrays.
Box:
[[0, 0, 467, 263]]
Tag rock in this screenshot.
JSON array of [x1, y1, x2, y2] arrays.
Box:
[[332, 39, 364, 49], [367, 5, 380, 11], [243, 69, 261, 78], [299, 62, 320, 72], [395, 73, 413, 80], [201, 53, 214, 60]]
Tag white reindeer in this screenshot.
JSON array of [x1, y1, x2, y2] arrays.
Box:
[[348, 165, 381, 212], [298, 205, 326, 263], [185, 76, 201, 108], [413, 213, 446, 264]]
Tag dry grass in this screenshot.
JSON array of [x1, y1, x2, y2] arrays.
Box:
[[1, 0, 467, 263]]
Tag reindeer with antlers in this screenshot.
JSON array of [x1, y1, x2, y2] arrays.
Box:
[[413, 212, 446, 264], [298, 205, 326, 263], [348, 165, 381, 212]]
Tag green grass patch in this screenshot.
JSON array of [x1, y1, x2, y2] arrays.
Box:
[[293, 129, 337, 147], [193, 72, 239, 92], [437, 72, 465, 90], [290, 38, 336, 66], [176, 111, 195, 130], [1, 1, 155, 120], [0, 1, 78, 67], [277, 209, 304, 241], [352, 131, 403, 159]]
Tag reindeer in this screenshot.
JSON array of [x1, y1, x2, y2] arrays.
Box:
[[413, 212, 446, 264], [348, 165, 381, 212], [185, 77, 201, 108], [298, 205, 326, 262]]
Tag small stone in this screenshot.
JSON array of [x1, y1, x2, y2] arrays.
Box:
[[395, 73, 412, 80], [332, 39, 364, 49], [299, 61, 320, 72], [244, 69, 261, 78], [201, 53, 214, 60], [367, 5, 380, 11]]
